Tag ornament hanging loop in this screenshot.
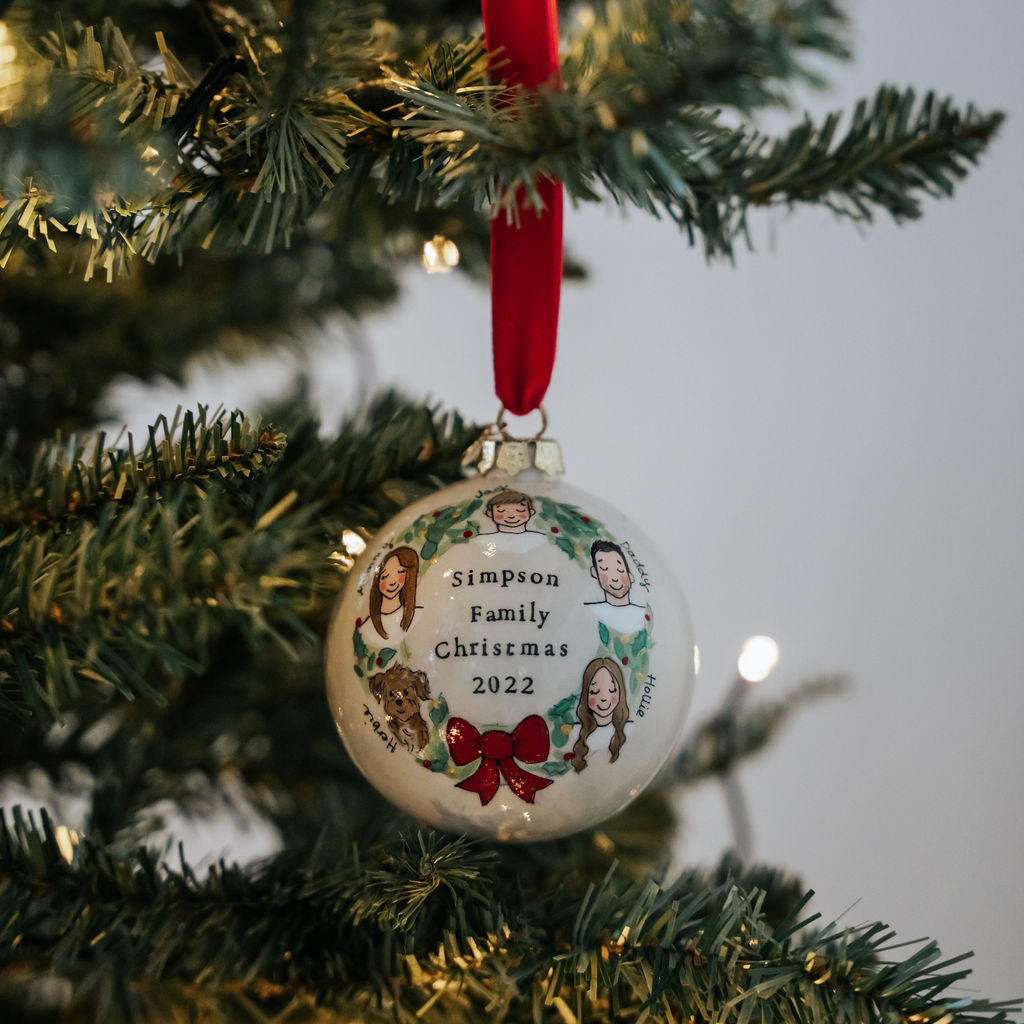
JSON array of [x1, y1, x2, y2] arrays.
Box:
[[463, 404, 563, 478], [495, 404, 549, 442]]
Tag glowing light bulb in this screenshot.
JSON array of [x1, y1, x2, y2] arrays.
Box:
[[736, 635, 779, 683], [341, 529, 367, 555], [54, 825, 79, 864], [422, 234, 460, 273], [0, 21, 21, 114]]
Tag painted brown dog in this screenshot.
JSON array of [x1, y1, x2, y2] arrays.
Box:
[[368, 664, 431, 752]]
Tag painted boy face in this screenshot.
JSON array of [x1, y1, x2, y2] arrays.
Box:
[[587, 668, 620, 726], [378, 556, 407, 599], [592, 551, 633, 601], [489, 501, 532, 529]]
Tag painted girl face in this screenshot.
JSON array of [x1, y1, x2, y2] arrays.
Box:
[[490, 501, 532, 529], [587, 667, 620, 726], [378, 555, 407, 599]]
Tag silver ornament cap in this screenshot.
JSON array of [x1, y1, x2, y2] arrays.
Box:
[[462, 406, 564, 478]]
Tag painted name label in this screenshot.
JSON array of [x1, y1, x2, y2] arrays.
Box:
[[362, 702, 398, 753]]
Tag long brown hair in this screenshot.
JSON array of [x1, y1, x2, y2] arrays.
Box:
[[572, 657, 629, 773], [368, 546, 419, 639]]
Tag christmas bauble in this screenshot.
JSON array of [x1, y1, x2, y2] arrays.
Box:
[[325, 459, 696, 841]]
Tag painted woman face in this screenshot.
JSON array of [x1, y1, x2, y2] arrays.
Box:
[[587, 667, 620, 726], [378, 555, 407, 600]]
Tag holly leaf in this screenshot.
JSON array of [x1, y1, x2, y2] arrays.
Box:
[[429, 693, 450, 727], [598, 621, 610, 646], [352, 626, 368, 660], [378, 648, 397, 669], [548, 534, 571, 560], [426, 521, 449, 541], [549, 693, 577, 718], [632, 629, 648, 655]]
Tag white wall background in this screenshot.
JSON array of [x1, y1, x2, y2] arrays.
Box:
[[112, 0, 1023, 1006]]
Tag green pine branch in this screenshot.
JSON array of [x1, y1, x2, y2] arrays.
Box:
[[0, 195, 493, 449], [0, 810, 1018, 1024], [0, 395, 478, 729], [0, 0, 1003, 269], [670, 675, 849, 786], [0, 407, 287, 531], [395, 78, 1000, 255]]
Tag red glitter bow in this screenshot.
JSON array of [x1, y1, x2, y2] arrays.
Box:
[[446, 714, 554, 805]]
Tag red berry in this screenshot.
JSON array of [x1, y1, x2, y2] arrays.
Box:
[[432, 511, 442, 518], [376, 656, 383, 666], [581, 516, 590, 523], [463, 530, 473, 538], [423, 760, 432, 769], [621, 656, 629, 665], [355, 617, 362, 627], [564, 752, 574, 761], [645, 614, 651, 621], [550, 526, 559, 533]]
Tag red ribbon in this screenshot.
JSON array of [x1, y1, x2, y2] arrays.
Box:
[[481, 0, 563, 416], [446, 714, 554, 805]]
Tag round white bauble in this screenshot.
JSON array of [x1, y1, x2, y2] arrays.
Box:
[[325, 467, 696, 841]]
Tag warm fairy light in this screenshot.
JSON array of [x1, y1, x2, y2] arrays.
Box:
[[0, 22, 22, 116], [422, 234, 460, 274], [329, 529, 367, 569], [54, 825, 80, 864], [736, 635, 779, 683], [341, 529, 367, 555]]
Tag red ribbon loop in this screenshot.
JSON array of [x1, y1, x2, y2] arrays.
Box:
[[482, 0, 563, 416], [446, 714, 554, 805]]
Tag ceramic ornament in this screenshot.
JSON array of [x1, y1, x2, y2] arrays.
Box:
[[325, 435, 696, 841]]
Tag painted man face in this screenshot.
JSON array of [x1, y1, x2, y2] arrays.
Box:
[[587, 667, 620, 726], [378, 555, 407, 599], [592, 551, 633, 601], [489, 501, 532, 530]]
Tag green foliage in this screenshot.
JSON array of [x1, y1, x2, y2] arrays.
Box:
[[0, 0, 1003, 454], [0, 808, 1018, 1024], [0, 198, 490, 447], [0, 0, 1002, 273], [0, 394, 478, 729], [0, 395, 1016, 1021], [0, 406, 287, 530], [669, 675, 850, 785], [400, 499, 482, 561]]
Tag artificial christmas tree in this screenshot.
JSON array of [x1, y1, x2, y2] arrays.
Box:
[[0, 1, 1019, 1021]]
